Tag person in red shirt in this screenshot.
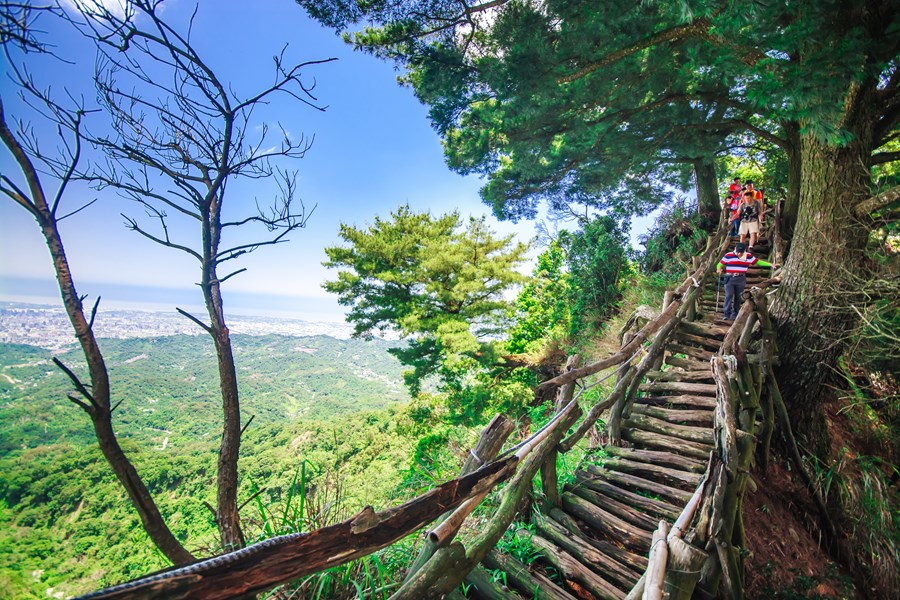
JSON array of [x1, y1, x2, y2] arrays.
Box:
[[716, 242, 774, 320], [728, 176, 741, 197]]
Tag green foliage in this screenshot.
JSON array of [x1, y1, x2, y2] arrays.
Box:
[[639, 195, 710, 278], [506, 240, 570, 354], [563, 216, 630, 337], [323, 204, 529, 392]]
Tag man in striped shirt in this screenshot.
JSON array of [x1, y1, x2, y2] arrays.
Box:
[[716, 243, 774, 320]]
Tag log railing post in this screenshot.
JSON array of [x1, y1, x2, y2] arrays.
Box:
[[399, 415, 515, 587], [540, 355, 579, 507]]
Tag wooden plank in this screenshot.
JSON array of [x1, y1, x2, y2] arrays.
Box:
[[630, 403, 714, 426], [598, 456, 703, 492], [573, 472, 681, 521], [645, 369, 713, 382], [602, 446, 707, 473], [667, 343, 714, 362], [567, 484, 659, 531], [673, 331, 721, 351], [624, 413, 714, 445], [664, 355, 710, 372], [483, 550, 577, 600], [535, 512, 643, 592], [677, 320, 727, 339], [548, 508, 649, 574], [621, 428, 712, 461], [562, 493, 654, 553], [634, 394, 716, 408], [526, 529, 627, 600], [638, 380, 718, 396], [582, 466, 693, 506]]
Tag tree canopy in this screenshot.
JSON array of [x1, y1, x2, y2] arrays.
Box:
[[323, 205, 529, 390]]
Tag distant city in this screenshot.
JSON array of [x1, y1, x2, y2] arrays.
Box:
[[0, 302, 356, 351]]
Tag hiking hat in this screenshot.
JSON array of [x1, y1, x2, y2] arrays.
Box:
[[735, 242, 747, 253]]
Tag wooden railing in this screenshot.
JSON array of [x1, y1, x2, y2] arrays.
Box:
[[78, 219, 742, 600]]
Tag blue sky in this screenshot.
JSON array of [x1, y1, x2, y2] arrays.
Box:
[[0, 0, 659, 322]]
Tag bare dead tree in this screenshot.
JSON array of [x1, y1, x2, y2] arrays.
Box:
[[0, 6, 194, 564], [61, 0, 335, 551]]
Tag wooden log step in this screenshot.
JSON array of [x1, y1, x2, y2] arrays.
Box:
[[674, 331, 722, 351], [631, 403, 714, 426], [602, 445, 706, 473], [573, 471, 681, 522], [595, 455, 703, 492], [536, 512, 643, 592], [633, 394, 717, 409], [567, 482, 659, 531], [645, 369, 713, 382], [638, 380, 718, 396], [678, 320, 727, 339], [526, 528, 627, 600], [483, 549, 578, 600], [667, 343, 715, 362], [549, 507, 649, 574], [624, 413, 714, 445], [664, 355, 710, 371], [561, 492, 653, 553], [622, 428, 713, 461], [582, 465, 693, 506], [466, 564, 525, 600]]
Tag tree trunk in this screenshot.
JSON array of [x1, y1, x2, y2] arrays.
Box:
[[693, 157, 720, 227], [44, 219, 195, 565], [205, 276, 246, 551], [782, 121, 802, 239], [1, 104, 193, 565], [771, 127, 873, 454]]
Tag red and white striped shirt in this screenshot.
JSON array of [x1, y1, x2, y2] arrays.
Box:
[[719, 252, 758, 275]]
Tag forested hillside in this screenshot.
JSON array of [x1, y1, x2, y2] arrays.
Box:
[[0, 335, 416, 597]]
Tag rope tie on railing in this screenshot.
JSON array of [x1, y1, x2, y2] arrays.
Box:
[[691, 276, 700, 287], [723, 354, 738, 380], [468, 449, 484, 466]]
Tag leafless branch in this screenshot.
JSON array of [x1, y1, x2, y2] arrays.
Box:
[[52, 357, 99, 410], [176, 307, 211, 333]]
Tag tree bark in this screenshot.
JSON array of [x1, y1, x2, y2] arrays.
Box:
[[771, 125, 873, 454], [693, 157, 721, 227]]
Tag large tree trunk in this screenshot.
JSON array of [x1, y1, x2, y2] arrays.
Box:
[[782, 121, 802, 240], [770, 126, 873, 454], [693, 157, 720, 227]]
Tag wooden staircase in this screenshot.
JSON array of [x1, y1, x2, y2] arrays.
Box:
[[470, 238, 777, 600]]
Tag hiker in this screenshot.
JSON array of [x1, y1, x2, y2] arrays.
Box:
[[731, 190, 765, 249], [726, 192, 741, 237], [728, 176, 741, 197], [716, 242, 774, 320]]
